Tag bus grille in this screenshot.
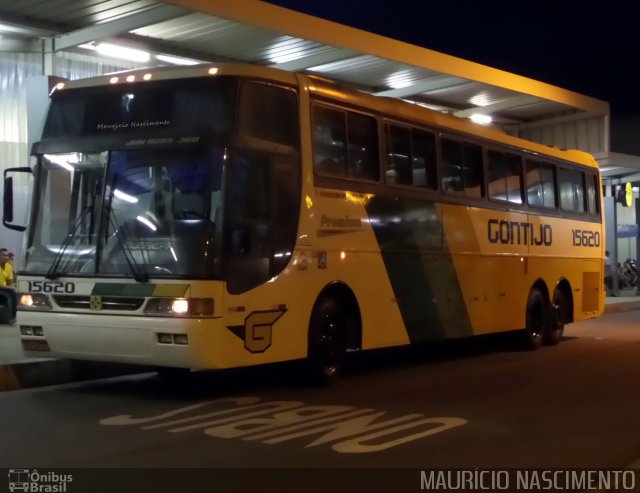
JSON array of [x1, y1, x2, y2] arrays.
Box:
[[53, 295, 144, 311]]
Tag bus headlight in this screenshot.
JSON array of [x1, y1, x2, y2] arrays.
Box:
[[172, 299, 189, 314], [19, 293, 52, 310], [144, 298, 214, 317]]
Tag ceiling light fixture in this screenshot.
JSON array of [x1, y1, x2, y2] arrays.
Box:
[[156, 54, 201, 66], [469, 114, 492, 125], [96, 43, 150, 63], [386, 70, 414, 90]]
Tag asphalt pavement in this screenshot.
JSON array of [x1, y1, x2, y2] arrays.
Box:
[[2, 290, 640, 391]]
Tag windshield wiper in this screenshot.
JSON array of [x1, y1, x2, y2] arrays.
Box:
[[46, 205, 93, 280], [104, 178, 148, 283], [106, 211, 149, 283]]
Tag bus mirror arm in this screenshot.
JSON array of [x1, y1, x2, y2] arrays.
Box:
[[3, 167, 32, 232]]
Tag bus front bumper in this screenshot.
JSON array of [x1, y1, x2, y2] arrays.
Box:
[[17, 311, 227, 369]]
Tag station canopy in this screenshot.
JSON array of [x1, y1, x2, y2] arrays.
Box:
[[0, 1, 610, 145]]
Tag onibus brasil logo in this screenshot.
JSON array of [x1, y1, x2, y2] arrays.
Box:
[[8, 469, 72, 492]]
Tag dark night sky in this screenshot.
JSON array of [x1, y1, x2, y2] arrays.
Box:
[[267, 1, 639, 154]]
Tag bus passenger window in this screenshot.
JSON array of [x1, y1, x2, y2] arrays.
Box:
[[488, 150, 523, 204], [441, 138, 483, 197], [527, 160, 556, 208], [385, 124, 411, 185], [441, 138, 463, 193], [587, 174, 599, 215], [313, 106, 347, 178], [462, 142, 483, 197], [239, 82, 299, 147], [505, 153, 523, 203], [347, 112, 379, 181], [412, 129, 437, 190], [558, 168, 586, 213]]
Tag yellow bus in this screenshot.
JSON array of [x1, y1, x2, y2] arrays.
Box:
[[5, 63, 604, 383]]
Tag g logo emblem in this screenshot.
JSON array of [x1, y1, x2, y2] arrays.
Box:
[[226, 309, 287, 353]]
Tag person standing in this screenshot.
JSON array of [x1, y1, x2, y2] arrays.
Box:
[[604, 250, 614, 297], [0, 248, 17, 323]]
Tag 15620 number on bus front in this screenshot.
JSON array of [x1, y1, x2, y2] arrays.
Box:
[[27, 280, 76, 293]]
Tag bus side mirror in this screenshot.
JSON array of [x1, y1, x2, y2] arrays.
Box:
[[4, 177, 14, 223], [3, 167, 32, 232]]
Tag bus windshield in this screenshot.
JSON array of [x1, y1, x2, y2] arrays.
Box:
[[24, 146, 224, 279], [22, 73, 302, 286]]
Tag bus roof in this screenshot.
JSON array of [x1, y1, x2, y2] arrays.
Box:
[[54, 62, 599, 170], [305, 75, 599, 170]]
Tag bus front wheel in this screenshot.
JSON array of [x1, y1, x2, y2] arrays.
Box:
[[306, 298, 348, 386], [522, 288, 548, 350]]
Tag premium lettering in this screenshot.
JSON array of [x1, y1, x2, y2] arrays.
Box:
[[320, 215, 362, 229]]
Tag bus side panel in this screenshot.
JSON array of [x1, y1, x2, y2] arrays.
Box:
[[218, 187, 413, 367], [220, 266, 316, 367], [527, 214, 605, 320], [443, 205, 605, 335], [441, 204, 529, 335], [310, 189, 411, 349], [362, 195, 474, 343]]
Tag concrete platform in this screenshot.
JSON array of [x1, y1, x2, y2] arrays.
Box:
[[602, 289, 640, 314], [2, 292, 640, 391]]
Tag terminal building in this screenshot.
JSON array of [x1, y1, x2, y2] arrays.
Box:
[[0, 0, 638, 292]]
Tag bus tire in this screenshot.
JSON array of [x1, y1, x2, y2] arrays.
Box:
[[306, 297, 348, 386], [522, 288, 547, 350], [545, 290, 567, 346]]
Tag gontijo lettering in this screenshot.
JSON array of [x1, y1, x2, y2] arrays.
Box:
[[488, 219, 552, 246]]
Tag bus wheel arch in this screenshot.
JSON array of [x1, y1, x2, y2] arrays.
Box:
[[522, 281, 550, 350], [306, 282, 362, 385], [546, 279, 573, 346]]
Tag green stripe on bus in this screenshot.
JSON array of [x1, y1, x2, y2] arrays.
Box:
[[152, 284, 190, 297], [365, 196, 472, 342], [92, 284, 155, 296]]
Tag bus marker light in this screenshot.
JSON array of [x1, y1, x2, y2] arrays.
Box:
[[157, 333, 173, 344], [20, 326, 33, 336], [173, 334, 188, 345], [208, 67, 219, 75], [188, 298, 214, 316]]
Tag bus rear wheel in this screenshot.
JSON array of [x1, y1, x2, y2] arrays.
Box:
[[522, 288, 548, 350], [306, 298, 348, 386], [545, 290, 567, 346]]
